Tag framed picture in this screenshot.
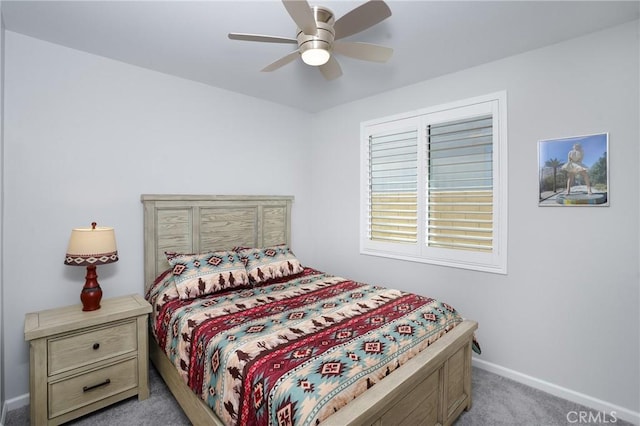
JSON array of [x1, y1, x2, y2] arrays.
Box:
[[538, 132, 609, 206]]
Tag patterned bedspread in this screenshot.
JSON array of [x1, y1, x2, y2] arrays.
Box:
[[146, 267, 465, 426]]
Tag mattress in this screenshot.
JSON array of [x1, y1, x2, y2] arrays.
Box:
[[146, 267, 467, 426]]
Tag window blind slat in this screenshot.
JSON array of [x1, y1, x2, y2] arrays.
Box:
[[428, 225, 493, 233], [428, 241, 493, 251]]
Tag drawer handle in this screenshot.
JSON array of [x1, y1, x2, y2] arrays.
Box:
[[83, 379, 111, 393], [93, 343, 100, 350]]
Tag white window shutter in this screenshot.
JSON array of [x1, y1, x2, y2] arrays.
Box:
[[361, 91, 507, 274]]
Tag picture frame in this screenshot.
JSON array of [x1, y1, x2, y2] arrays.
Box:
[[538, 132, 609, 206]]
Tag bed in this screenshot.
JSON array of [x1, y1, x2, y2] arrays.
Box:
[[141, 194, 478, 426]]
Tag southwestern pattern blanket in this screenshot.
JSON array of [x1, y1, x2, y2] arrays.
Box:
[[146, 267, 468, 426]]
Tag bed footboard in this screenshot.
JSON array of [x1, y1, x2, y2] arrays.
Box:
[[324, 319, 477, 426]]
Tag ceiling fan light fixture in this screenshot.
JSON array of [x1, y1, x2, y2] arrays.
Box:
[[228, 1, 393, 79], [297, 18, 334, 67], [301, 48, 330, 66]]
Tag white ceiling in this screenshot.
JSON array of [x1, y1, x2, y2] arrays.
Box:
[[2, 1, 638, 112]]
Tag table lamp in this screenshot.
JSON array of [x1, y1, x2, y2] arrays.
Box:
[[64, 222, 118, 311]]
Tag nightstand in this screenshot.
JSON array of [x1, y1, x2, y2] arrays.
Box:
[[24, 294, 152, 425]]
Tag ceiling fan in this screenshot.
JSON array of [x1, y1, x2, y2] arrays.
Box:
[[228, 0, 393, 80]]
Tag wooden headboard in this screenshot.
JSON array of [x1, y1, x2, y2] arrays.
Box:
[[141, 194, 294, 292]]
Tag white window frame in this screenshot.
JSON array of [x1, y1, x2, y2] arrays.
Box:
[[360, 91, 508, 274]]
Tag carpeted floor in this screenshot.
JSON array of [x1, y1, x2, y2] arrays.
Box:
[[5, 366, 632, 425]]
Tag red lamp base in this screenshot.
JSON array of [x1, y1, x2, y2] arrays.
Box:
[[81, 265, 102, 311]]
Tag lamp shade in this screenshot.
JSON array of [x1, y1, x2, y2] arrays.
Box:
[[64, 223, 118, 266]]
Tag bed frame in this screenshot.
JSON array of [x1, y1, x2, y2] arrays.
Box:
[[141, 194, 477, 426]]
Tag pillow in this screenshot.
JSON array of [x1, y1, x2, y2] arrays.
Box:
[[166, 251, 249, 300], [239, 245, 303, 284]]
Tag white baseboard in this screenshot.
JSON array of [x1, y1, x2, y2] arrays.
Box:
[[3, 393, 29, 414], [473, 357, 640, 426]]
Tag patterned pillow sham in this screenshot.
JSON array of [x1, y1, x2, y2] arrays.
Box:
[[166, 251, 250, 300], [239, 245, 304, 284]]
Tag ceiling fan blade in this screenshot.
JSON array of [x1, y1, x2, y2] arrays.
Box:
[[319, 56, 342, 80], [228, 33, 297, 44], [334, 0, 392, 40], [333, 41, 393, 62], [282, 0, 317, 35], [261, 50, 300, 72]]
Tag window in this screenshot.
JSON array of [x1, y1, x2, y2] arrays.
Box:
[[360, 92, 507, 274]]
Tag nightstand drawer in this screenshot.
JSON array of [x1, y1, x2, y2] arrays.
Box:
[[48, 320, 137, 375], [48, 357, 138, 418]]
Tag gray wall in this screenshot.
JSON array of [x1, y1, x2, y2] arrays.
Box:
[[2, 31, 314, 400], [309, 21, 639, 417]]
